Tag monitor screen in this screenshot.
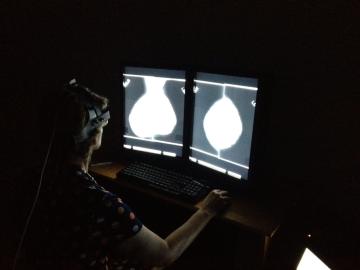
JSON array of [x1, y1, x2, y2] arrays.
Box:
[[190, 72, 258, 180], [123, 67, 186, 157]]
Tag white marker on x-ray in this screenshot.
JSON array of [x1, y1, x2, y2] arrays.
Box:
[[123, 78, 131, 88]]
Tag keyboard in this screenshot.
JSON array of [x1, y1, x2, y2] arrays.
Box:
[[119, 162, 211, 202]]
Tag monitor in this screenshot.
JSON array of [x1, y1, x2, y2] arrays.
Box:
[[189, 72, 258, 180], [123, 67, 186, 157]]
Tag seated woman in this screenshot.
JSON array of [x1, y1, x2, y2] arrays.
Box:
[[24, 80, 230, 270]]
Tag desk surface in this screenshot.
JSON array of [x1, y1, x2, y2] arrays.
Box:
[[90, 162, 281, 238]]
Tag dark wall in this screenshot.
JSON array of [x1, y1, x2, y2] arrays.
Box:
[[1, 0, 360, 266], [3, 0, 359, 191]]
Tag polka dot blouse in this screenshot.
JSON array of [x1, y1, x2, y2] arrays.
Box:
[[31, 166, 143, 270]]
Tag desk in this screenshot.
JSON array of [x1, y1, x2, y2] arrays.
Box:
[[90, 162, 281, 267]]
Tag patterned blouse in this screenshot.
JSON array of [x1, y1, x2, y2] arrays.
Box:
[[29, 166, 143, 270]]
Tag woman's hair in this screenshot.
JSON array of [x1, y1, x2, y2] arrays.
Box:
[[41, 83, 109, 168]]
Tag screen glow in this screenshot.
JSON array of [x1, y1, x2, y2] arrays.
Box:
[[197, 159, 227, 173], [189, 156, 197, 162], [297, 248, 331, 270], [194, 79, 258, 91], [190, 147, 249, 169], [227, 171, 242, 179], [124, 135, 182, 147], [163, 151, 176, 157], [133, 146, 162, 155]]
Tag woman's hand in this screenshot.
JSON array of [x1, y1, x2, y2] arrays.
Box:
[[199, 189, 231, 217]]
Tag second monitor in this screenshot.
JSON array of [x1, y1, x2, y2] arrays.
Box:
[[189, 72, 258, 180]]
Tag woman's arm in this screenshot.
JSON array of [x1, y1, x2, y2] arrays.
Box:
[[114, 189, 230, 269]]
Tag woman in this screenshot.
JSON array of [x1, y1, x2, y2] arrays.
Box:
[[28, 80, 230, 270]]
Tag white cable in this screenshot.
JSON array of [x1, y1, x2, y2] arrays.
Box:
[[12, 125, 56, 270]]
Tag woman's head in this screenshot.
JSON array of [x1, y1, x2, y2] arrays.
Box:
[[43, 80, 109, 167]]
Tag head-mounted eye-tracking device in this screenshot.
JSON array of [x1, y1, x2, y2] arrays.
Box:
[[64, 79, 111, 144]]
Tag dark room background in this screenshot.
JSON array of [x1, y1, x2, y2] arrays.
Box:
[[1, 0, 359, 268]]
